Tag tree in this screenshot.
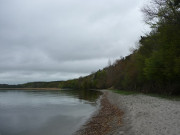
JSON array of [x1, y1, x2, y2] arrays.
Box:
[[142, 0, 180, 26]]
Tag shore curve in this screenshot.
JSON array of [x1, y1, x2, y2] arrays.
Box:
[[76, 90, 180, 135]]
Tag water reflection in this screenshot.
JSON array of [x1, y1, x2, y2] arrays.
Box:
[[60, 89, 101, 103], [0, 89, 101, 135]]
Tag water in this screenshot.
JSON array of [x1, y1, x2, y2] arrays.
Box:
[[0, 89, 101, 135]]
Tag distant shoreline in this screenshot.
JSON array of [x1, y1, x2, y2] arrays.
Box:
[[0, 88, 61, 90]]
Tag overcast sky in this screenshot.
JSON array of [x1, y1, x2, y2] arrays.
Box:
[[0, 0, 150, 84]]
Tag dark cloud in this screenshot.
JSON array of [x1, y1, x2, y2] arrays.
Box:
[[0, 0, 149, 84]]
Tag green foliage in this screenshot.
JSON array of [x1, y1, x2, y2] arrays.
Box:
[[21, 81, 62, 88], [144, 51, 165, 81], [112, 89, 140, 95]]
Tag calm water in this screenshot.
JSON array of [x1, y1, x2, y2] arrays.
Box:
[[0, 90, 101, 135]]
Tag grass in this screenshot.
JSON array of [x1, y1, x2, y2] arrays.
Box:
[[110, 89, 140, 95], [110, 89, 180, 101], [145, 93, 180, 101]]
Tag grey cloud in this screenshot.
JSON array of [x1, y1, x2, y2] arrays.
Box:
[[0, 0, 150, 84]]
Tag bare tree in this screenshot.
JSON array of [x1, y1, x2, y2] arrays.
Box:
[[142, 0, 180, 25], [108, 59, 111, 67]]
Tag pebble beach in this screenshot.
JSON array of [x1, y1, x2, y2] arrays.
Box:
[[76, 91, 180, 135]]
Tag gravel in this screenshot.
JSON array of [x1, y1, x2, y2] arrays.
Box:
[[75, 92, 123, 135], [106, 91, 180, 135]]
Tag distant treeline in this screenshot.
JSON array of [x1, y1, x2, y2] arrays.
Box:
[[0, 81, 62, 88], [1, 0, 180, 95], [60, 0, 180, 95]]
